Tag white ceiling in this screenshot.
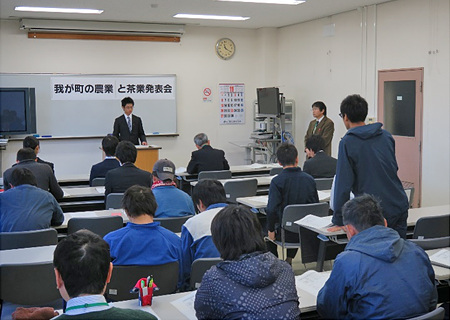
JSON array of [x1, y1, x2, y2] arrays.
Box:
[[1, 0, 393, 29]]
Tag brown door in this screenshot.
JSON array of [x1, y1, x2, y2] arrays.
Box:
[[378, 68, 423, 207]]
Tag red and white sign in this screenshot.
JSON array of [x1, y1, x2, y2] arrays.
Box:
[[202, 87, 212, 103]]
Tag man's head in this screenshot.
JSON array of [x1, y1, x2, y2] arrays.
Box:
[[16, 148, 37, 162], [312, 101, 327, 118], [193, 133, 209, 149], [23, 136, 40, 154], [342, 194, 387, 240], [276, 142, 298, 167], [340, 94, 368, 129], [305, 135, 325, 158], [152, 158, 175, 182], [122, 185, 157, 218], [192, 179, 226, 212], [121, 97, 134, 116], [102, 135, 119, 157], [115, 141, 137, 164], [9, 167, 37, 188], [53, 230, 112, 301]]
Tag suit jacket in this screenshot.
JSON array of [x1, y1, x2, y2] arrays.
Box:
[[304, 116, 335, 156], [104, 163, 152, 196], [37, 157, 55, 173], [3, 160, 64, 200], [302, 151, 337, 178], [113, 114, 147, 145], [186, 145, 230, 174], [89, 158, 121, 186]]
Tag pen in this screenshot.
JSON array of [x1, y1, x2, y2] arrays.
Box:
[[149, 275, 153, 287], [147, 276, 151, 287]]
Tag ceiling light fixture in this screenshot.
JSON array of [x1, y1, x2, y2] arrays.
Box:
[[218, 0, 305, 5], [15, 6, 104, 14], [173, 13, 249, 21]]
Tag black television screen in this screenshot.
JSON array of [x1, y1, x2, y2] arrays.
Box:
[[0, 88, 37, 136], [257, 87, 280, 117]]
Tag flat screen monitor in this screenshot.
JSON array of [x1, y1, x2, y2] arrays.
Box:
[[0, 88, 37, 136], [257, 87, 280, 117]]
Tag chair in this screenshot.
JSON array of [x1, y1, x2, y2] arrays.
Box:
[[314, 178, 334, 191], [198, 170, 232, 180], [266, 202, 329, 260], [154, 215, 194, 233], [106, 262, 179, 301], [413, 214, 450, 239], [105, 193, 124, 209], [0, 228, 58, 250], [68, 216, 123, 238], [410, 236, 450, 250], [92, 177, 106, 186], [269, 167, 283, 176], [223, 178, 258, 203], [407, 307, 445, 320], [190, 258, 223, 290]]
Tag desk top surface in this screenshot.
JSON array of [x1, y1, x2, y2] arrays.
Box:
[[62, 186, 105, 198], [190, 175, 274, 187], [178, 163, 281, 177], [57, 209, 128, 229]]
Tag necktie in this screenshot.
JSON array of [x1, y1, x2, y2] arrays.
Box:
[[313, 121, 319, 134], [127, 116, 132, 132]]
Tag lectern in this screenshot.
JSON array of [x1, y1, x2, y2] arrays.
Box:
[[135, 145, 161, 172]]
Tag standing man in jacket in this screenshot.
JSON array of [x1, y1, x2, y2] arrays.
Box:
[[113, 97, 148, 145], [304, 101, 334, 156]]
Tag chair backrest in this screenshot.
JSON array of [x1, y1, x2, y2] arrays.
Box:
[[407, 307, 445, 320], [198, 170, 232, 181], [269, 167, 283, 176], [92, 177, 106, 186], [105, 193, 124, 209], [410, 236, 450, 250], [0, 262, 61, 305], [314, 178, 334, 191], [413, 214, 450, 239], [154, 215, 194, 233], [68, 216, 123, 238], [190, 258, 223, 290], [223, 178, 258, 203], [282, 202, 330, 234], [0, 228, 58, 250], [106, 262, 179, 301]]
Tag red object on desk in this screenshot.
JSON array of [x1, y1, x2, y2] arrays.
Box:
[[111, 212, 122, 216]]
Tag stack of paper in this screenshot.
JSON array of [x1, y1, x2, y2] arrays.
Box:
[[295, 215, 333, 230], [429, 249, 450, 268], [295, 270, 330, 296]]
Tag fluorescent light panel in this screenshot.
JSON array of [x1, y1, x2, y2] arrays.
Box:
[[174, 13, 249, 21], [15, 6, 103, 14], [218, 0, 305, 4]]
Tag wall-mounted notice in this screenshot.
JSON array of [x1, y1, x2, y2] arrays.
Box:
[[219, 83, 245, 125]]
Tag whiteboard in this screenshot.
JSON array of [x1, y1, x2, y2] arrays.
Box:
[[0, 73, 177, 137]]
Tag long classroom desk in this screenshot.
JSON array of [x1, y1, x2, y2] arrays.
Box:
[[56, 209, 129, 230], [59, 186, 105, 212]]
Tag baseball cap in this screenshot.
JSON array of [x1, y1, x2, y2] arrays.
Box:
[[153, 158, 175, 181]]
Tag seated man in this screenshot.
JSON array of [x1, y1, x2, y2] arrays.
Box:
[[89, 135, 120, 186], [54, 230, 157, 319], [1, 167, 63, 232], [317, 194, 437, 319], [23, 135, 55, 173], [181, 179, 227, 286], [104, 185, 183, 286], [266, 143, 319, 265], [3, 148, 63, 200], [105, 141, 152, 196], [303, 135, 337, 178], [186, 133, 230, 174], [151, 158, 195, 218]]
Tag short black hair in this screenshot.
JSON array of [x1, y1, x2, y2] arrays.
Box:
[[102, 135, 119, 157], [192, 179, 226, 208], [10, 167, 37, 187], [23, 136, 39, 150], [16, 148, 36, 162], [211, 205, 266, 260], [305, 135, 325, 153], [115, 141, 137, 163], [342, 194, 385, 232], [121, 97, 134, 107], [276, 142, 298, 167], [340, 94, 368, 123], [53, 230, 110, 298], [312, 101, 327, 116], [122, 185, 157, 218]]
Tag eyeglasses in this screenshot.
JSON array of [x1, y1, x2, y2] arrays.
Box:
[[339, 113, 343, 118]]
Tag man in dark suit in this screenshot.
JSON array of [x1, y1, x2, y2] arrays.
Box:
[[105, 141, 152, 196], [304, 101, 335, 156], [23, 136, 55, 173], [89, 135, 120, 186], [186, 133, 230, 174], [3, 148, 64, 200], [112, 97, 148, 146], [303, 135, 337, 178]]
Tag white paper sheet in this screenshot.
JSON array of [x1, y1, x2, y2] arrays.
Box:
[[296, 270, 330, 296], [248, 195, 269, 203], [170, 291, 197, 320], [429, 249, 450, 268], [96, 186, 105, 194], [295, 215, 333, 230]]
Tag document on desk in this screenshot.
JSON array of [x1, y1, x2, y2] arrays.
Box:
[[247, 195, 269, 203], [296, 270, 330, 297], [429, 249, 450, 268], [295, 215, 333, 230], [170, 291, 197, 320], [318, 190, 331, 201], [96, 186, 105, 194]]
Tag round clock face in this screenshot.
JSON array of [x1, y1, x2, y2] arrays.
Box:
[[215, 38, 235, 60]]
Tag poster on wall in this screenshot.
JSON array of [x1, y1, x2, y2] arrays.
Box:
[[219, 83, 245, 125]]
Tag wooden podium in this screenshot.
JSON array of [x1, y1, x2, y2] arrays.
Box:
[[135, 145, 161, 172]]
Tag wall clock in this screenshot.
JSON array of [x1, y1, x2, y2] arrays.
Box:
[[215, 38, 235, 60]]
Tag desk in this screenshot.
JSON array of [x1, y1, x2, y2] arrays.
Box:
[[407, 205, 450, 226], [237, 190, 331, 209], [56, 209, 129, 229], [0, 245, 56, 265], [190, 175, 274, 188], [60, 186, 105, 212]]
